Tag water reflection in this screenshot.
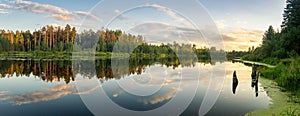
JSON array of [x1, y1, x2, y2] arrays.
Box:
[[0, 60, 74, 83], [232, 71, 238, 94], [0, 59, 271, 115], [251, 64, 259, 97], [251, 74, 259, 97], [0, 58, 215, 84]]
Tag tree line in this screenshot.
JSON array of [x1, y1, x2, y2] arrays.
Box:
[[242, 0, 300, 91], [0, 25, 225, 60], [0, 24, 76, 52], [243, 0, 300, 61]]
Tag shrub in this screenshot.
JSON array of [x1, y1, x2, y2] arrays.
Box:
[[261, 57, 300, 91]]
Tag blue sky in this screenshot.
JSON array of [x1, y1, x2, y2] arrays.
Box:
[[0, 0, 286, 50]]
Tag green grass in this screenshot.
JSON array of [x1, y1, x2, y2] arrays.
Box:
[[246, 77, 300, 116], [260, 57, 300, 91], [245, 57, 300, 115], [262, 57, 280, 65], [280, 106, 300, 116]]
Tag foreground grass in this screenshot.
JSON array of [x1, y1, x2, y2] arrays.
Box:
[[246, 77, 300, 116], [260, 57, 300, 91], [246, 57, 300, 115]]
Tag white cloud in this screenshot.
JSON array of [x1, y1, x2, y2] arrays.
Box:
[[0, 4, 13, 9], [0, 0, 100, 22], [46, 23, 63, 28], [0, 90, 7, 96], [0, 83, 99, 105], [72, 22, 101, 31], [0, 9, 8, 14], [129, 22, 203, 45], [142, 87, 182, 105], [215, 20, 227, 30], [130, 22, 264, 51], [114, 9, 120, 13], [113, 9, 131, 21], [221, 28, 264, 50], [147, 4, 192, 27]]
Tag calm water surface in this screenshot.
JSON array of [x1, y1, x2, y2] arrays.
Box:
[[0, 59, 270, 115]]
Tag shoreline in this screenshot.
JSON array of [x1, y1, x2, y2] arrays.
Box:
[[246, 77, 300, 116], [232, 58, 300, 115], [232, 59, 276, 68]]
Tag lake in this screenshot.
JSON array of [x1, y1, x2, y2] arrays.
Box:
[[0, 58, 270, 115]]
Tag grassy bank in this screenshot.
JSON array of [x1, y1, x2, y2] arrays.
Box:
[[260, 57, 300, 91], [241, 56, 300, 91], [244, 57, 300, 115], [232, 59, 276, 68], [247, 77, 300, 116], [0, 51, 71, 59]]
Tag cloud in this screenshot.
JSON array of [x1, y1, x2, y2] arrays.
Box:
[[0, 4, 13, 9], [220, 28, 263, 50], [250, 39, 259, 42], [129, 22, 203, 44], [148, 4, 192, 27], [142, 87, 182, 105], [116, 14, 130, 20], [46, 23, 63, 28], [74, 11, 101, 21], [130, 22, 228, 49], [0, 0, 100, 22], [0, 9, 8, 14], [0, 91, 7, 96], [215, 20, 227, 29], [114, 9, 120, 13], [130, 22, 264, 51], [72, 22, 101, 30], [113, 9, 131, 21], [0, 83, 99, 105]]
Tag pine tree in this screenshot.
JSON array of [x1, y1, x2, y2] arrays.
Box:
[[262, 25, 275, 44], [282, 0, 300, 30], [71, 27, 76, 44], [64, 24, 71, 43]]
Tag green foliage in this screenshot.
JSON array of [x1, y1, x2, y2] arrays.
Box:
[[282, 0, 300, 29], [40, 41, 49, 51], [280, 106, 300, 116], [262, 57, 280, 65], [226, 50, 250, 60], [0, 37, 13, 52], [261, 57, 300, 91], [64, 42, 73, 52], [242, 54, 262, 61], [0, 24, 77, 53], [243, 1, 300, 62], [255, 11, 300, 92]]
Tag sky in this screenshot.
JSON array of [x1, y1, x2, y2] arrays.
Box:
[[0, 0, 286, 51]]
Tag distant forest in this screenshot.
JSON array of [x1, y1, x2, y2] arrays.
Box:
[[0, 24, 225, 60], [0, 24, 76, 52]]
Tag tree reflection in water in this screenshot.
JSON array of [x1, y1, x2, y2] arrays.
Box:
[[0, 57, 221, 84], [232, 70, 238, 94]]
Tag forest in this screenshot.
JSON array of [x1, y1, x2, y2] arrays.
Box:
[[242, 0, 300, 91], [0, 24, 76, 52], [0, 24, 225, 61]]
